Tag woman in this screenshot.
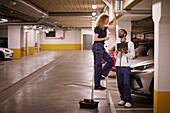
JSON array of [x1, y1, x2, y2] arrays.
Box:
[[92, 12, 116, 90]]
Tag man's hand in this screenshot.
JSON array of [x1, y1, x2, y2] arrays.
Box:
[[121, 49, 127, 53]]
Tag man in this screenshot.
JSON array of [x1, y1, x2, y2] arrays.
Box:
[[114, 29, 135, 108]]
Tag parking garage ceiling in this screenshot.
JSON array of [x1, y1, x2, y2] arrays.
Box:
[[0, 0, 106, 28], [0, 0, 153, 32], [30, 0, 107, 28]]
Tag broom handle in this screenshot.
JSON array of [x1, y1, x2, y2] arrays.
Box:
[[91, 33, 95, 101], [91, 63, 94, 100]]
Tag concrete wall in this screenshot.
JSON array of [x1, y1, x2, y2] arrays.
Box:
[[40, 29, 81, 50]]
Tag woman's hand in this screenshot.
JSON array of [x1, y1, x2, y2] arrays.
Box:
[[115, 50, 118, 55], [105, 37, 110, 40], [114, 11, 116, 18]]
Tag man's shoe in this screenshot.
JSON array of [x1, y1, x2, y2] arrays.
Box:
[[100, 75, 106, 80], [94, 85, 106, 90], [118, 100, 125, 106], [124, 102, 132, 108]]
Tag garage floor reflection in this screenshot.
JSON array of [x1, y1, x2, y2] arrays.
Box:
[[0, 50, 70, 92]]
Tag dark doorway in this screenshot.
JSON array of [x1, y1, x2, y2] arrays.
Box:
[[83, 34, 92, 50]]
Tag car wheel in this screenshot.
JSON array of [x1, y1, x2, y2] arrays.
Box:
[[0, 51, 5, 59]]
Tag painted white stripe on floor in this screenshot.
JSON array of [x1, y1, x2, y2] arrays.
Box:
[[115, 108, 153, 111], [44, 66, 54, 74], [109, 92, 117, 113]]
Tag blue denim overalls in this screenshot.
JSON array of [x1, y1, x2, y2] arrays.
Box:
[[92, 42, 114, 86]]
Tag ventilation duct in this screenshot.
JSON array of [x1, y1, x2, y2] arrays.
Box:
[[0, 18, 54, 28], [115, 0, 151, 15], [116, 0, 123, 11]]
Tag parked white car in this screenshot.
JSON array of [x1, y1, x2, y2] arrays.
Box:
[[0, 48, 13, 59], [130, 46, 154, 99]]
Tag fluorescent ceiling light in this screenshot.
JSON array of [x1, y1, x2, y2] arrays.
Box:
[[45, 30, 49, 33], [92, 5, 97, 9], [0, 19, 8, 22], [92, 12, 96, 16], [10, 1, 16, 5], [33, 25, 37, 29]]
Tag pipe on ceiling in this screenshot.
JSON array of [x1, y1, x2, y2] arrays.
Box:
[[102, 0, 111, 7], [17, 0, 48, 18], [115, 0, 151, 15], [0, 18, 52, 26]]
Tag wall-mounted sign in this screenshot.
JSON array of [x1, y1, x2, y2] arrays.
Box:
[[45, 30, 65, 40], [46, 31, 56, 37]]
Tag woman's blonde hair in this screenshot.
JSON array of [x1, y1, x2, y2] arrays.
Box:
[[95, 13, 109, 30]]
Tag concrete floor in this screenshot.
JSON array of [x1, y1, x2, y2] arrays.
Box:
[[0, 50, 153, 113], [0, 50, 70, 92], [0, 50, 111, 113]]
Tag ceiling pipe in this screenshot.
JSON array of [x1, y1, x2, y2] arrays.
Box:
[[116, 9, 152, 14], [115, 0, 151, 15], [0, 18, 53, 27], [103, 5, 108, 13], [49, 12, 92, 17], [17, 0, 48, 18], [0, 0, 48, 21], [102, 0, 111, 7]]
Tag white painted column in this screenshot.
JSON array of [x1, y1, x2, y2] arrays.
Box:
[[152, 0, 170, 113], [36, 31, 40, 52], [21, 27, 26, 56], [8, 26, 21, 59], [27, 29, 35, 55], [106, 0, 116, 50]]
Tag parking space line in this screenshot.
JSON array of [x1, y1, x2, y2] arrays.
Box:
[[115, 108, 153, 110], [109, 92, 117, 113]]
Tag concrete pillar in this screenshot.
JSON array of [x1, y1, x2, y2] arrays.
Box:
[[106, 0, 116, 50], [8, 26, 21, 59], [36, 31, 40, 53], [27, 29, 35, 55], [116, 20, 131, 42], [152, 0, 170, 113], [21, 28, 26, 56]]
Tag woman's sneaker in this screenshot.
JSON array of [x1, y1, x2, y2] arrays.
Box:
[[124, 102, 132, 108], [118, 100, 125, 106]]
